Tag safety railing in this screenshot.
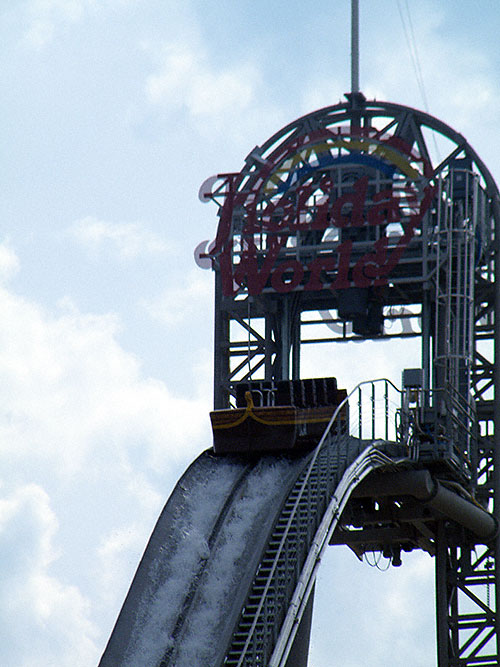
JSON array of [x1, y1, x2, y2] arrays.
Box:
[[224, 377, 406, 667], [226, 375, 484, 666], [348, 378, 405, 444], [401, 382, 476, 478]]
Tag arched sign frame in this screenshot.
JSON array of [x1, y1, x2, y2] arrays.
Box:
[[199, 95, 500, 664]]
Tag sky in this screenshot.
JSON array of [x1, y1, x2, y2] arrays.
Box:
[[2, 1, 500, 665]]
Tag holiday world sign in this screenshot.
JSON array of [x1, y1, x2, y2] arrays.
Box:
[[198, 125, 435, 297]]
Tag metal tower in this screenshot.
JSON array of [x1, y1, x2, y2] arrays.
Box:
[[200, 95, 500, 665]]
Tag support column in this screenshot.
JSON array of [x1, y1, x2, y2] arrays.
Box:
[[436, 521, 450, 666], [214, 269, 230, 409], [284, 584, 315, 667], [494, 196, 500, 656], [280, 297, 291, 381]]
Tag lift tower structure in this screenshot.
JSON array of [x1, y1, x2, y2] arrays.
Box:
[[201, 94, 500, 664], [100, 95, 500, 667]]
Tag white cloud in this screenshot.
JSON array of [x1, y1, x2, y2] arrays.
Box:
[[97, 520, 150, 605], [23, 0, 143, 47], [0, 484, 100, 667], [70, 216, 171, 259], [0, 257, 212, 664], [364, 4, 500, 136], [0, 286, 209, 475], [300, 77, 345, 117], [139, 17, 288, 149], [145, 40, 261, 118], [0, 243, 20, 283], [143, 268, 212, 328], [24, 0, 95, 46], [311, 548, 435, 666]]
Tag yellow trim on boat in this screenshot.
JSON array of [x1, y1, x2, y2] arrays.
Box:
[[211, 392, 336, 430]]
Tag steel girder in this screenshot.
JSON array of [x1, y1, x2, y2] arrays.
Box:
[[207, 97, 500, 665]]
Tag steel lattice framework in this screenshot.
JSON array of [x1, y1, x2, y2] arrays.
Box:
[[99, 96, 500, 667], [201, 95, 500, 665]]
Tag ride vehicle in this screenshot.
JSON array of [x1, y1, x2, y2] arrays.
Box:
[[210, 377, 347, 454]]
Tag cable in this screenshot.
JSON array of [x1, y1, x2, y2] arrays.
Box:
[[364, 550, 391, 571], [396, 0, 429, 113], [396, 0, 441, 162]]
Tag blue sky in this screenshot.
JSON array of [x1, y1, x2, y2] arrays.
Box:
[[2, 1, 500, 665]]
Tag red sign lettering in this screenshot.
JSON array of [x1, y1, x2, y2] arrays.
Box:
[[205, 128, 435, 297]]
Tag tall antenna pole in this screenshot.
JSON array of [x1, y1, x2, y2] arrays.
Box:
[[351, 0, 360, 93]]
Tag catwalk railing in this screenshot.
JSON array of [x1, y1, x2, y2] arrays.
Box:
[[223, 378, 406, 667]]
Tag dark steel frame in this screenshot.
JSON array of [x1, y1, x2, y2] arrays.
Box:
[[206, 96, 500, 665]]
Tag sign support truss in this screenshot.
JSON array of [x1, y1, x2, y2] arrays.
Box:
[[201, 96, 500, 665], [436, 522, 497, 666]]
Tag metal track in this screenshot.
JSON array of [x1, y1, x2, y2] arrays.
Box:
[[222, 432, 402, 667], [100, 398, 496, 666], [99, 381, 410, 667], [164, 452, 319, 666]]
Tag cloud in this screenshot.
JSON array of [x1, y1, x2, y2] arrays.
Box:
[[0, 243, 20, 283], [145, 39, 261, 118], [0, 484, 100, 667], [70, 216, 171, 259], [364, 4, 500, 135], [139, 15, 289, 149], [311, 548, 435, 666], [97, 520, 150, 606], [23, 0, 144, 47], [0, 286, 209, 475], [143, 269, 212, 328], [300, 77, 345, 117], [0, 265, 212, 664], [24, 0, 96, 47]]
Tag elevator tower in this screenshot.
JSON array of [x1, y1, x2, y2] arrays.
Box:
[[200, 94, 500, 665]]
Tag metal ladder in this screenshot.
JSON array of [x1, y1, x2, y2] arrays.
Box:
[[222, 381, 404, 666]]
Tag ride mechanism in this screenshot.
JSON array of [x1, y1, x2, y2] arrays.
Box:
[[197, 94, 500, 666], [100, 15, 500, 667]]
